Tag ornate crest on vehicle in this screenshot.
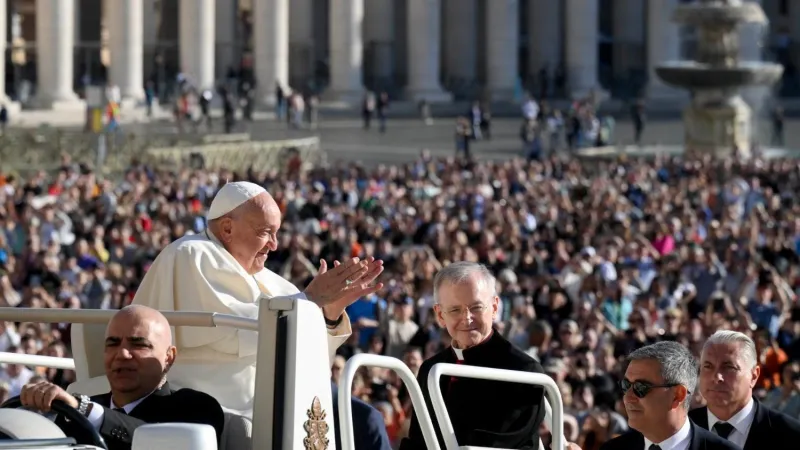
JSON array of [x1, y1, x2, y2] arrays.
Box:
[[303, 396, 329, 450]]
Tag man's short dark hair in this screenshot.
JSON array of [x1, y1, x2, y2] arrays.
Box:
[[627, 341, 698, 410]]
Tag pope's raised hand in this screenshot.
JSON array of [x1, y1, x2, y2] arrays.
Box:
[[303, 257, 384, 321]]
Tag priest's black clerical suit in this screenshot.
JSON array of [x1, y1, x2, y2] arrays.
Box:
[[399, 330, 546, 449]]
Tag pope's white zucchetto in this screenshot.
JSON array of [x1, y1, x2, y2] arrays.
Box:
[[206, 181, 267, 221]]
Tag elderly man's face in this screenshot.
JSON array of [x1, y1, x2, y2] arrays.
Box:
[[623, 359, 685, 436], [104, 308, 176, 403], [434, 277, 498, 349], [218, 193, 281, 275], [699, 342, 758, 411]]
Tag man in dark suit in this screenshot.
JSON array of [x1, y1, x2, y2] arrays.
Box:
[[399, 262, 547, 449], [601, 341, 738, 450], [331, 382, 392, 450], [20, 305, 225, 450], [689, 330, 800, 449]]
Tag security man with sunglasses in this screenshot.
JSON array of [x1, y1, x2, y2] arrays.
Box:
[[689, 330, 800, 450], [601, 341, 738, 450]]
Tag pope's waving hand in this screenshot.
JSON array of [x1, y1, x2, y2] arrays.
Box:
[[132, 181, 383, 417]]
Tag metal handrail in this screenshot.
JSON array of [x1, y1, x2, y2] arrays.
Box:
[[428, 364, 565, 450], [338, 354, 441, 450], [0, 308, 258, 331], [0, 352, 75, 370]]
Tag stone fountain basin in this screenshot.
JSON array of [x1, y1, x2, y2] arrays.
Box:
[[656, 62, 783, 90], [673, 3, 766, 26]]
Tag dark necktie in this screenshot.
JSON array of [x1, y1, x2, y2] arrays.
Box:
[[113, 407, 126, 414], [649, 444, 661, 450], [713, 422, 735, 439]]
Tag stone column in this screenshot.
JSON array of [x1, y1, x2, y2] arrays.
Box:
[[485, 0, 518, 101], [254, 0, 289, 104], [443, 0, 477, 82], [35, 0, 81, 109], [327, 0, 364, 103], [565, 0, 600, 99], [108, 0, 145, 102], [527, 0, 561, 88], [179, 0, 215, 90], [406, 0, 451, 102], [646, 0, 682, 99]]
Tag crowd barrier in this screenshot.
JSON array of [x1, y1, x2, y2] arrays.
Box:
[[0, 128, 324, 178]]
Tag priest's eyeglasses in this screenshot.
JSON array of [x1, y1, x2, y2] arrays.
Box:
[[442, 304, 488, 318], [619, 379, 682, 398]]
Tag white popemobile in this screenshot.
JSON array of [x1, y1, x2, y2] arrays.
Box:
[[0, 299, 564, 450]]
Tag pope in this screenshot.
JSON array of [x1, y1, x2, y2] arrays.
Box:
[[132, 181, 384, 417]]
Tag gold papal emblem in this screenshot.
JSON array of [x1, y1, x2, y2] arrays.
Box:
[[303, 396, 329, 450]]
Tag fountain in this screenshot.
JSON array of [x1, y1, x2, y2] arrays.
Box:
[[655, 0, 783, 158]]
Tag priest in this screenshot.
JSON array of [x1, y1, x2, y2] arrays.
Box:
[[399, 262, 546, 450], [132, 181, 384, 417]]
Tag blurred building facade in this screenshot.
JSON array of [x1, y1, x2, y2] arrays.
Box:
[[2, 0, 799, 108]]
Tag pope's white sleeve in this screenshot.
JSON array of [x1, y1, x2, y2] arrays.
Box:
[[173, 247, 263, 357], [325, 311, 352, 366], [173, 246, 354, 362]]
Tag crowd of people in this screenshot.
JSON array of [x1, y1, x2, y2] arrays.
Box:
[[0, 147, 799, 448]]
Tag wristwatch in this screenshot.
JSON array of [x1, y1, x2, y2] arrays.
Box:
[[324, 312, 344, 328], [73, 393, 90, 417]]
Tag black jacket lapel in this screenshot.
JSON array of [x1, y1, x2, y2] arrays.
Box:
[[688, 421, 703, 450], [128, 382, 172, 416], [742, 400, 770, 450]]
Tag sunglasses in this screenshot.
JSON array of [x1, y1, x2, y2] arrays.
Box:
[[620, 378, 682, 398]]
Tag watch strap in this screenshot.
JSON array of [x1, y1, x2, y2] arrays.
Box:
[[325, 313, 344, 328], [73, 393, 90, 417]]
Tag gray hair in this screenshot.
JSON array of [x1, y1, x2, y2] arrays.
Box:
[[433, 262, 497, 304], [627, 341, 698, 410], [703, 330, 758, 370]]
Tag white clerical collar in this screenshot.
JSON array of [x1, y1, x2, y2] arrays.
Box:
[[644, 416, 691, 450], [450, 331, 495, 361], [110, 390, 155, 414], [707, 397, 755, 439]]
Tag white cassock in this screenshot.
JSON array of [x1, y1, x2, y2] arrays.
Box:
[[131, 228, 351, 417]]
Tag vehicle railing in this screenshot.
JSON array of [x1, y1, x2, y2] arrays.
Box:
[[0, 352, 76, 370], [338, 354, 441, 450], [428, 363, 566, 450], [0, 307, 259, 330], [0, 308, 258, 372]]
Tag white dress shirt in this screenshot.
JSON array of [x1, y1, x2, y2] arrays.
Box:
[[86, 392, 155, 429], [644, 416, 691, 450], [707, 397, 756, 448]]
